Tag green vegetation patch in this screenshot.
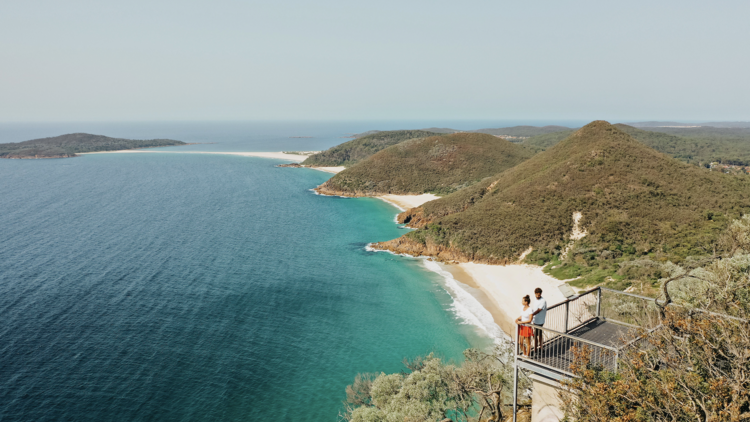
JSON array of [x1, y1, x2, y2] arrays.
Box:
[[320, 132, 535, 195], [301, 130, 441, 167], [525, 124, 750, 167]]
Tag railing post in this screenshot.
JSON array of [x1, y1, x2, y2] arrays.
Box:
[[564, 301, 569, 333], [614, 350, 619, 373], [513, 322, 519, 422], [596, 287, 602, 319], [513, 359, 519, 422]]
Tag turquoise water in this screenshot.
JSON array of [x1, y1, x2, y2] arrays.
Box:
[[0, 140, 494, 420]]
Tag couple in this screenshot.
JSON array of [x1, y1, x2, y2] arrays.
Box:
[[515, 287, 547, 356]]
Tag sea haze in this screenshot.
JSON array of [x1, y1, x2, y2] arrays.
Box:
[[0, 122, 516, 421]]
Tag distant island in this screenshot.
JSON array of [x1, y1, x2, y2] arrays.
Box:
[[0, 133, 187, 159]]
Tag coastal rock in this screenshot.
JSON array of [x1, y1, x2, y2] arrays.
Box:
[[276, 163, 303, 168], [313, 180, 418, 198], [370, 236, 510, 265], [397, 207, 428, 227]]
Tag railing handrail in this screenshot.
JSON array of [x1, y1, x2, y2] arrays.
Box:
[[546, 286, 600, 312], [600, 287, 657, 302], [600, 317, 642, 330], [518, 322, 618, 352], [516, 355, 575, 378]]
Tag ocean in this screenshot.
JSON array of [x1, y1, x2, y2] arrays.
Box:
[[0, 121, 579, 421]]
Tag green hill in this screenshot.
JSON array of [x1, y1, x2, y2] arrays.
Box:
[[523, 130, 575, 148], [373, 121, 750, 269], [315, 132, 535, 196], [524, 124, 750, 166], [301, 130, 441, 167], [474, 125, 571, 138], [0, 133, 186, 159]]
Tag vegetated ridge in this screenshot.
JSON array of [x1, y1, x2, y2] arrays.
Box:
[[630, 120, 750, 128], [372, 121, 750, 269], [525, 124, 750, 166], [301, 130, 441, 167], [523, 130, 576, 149], [473, 125, 571, 138], [421, 125, 573, 138], [0, 133, 186, 159], [314, 132, 535, 196]]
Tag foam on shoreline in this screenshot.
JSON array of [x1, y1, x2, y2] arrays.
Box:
[[422, 260, 507, 343], [456, 262, 568, 335]]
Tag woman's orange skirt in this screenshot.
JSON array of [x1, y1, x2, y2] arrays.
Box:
[[519, 326, 533, 337]]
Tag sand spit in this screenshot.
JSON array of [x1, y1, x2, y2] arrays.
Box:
[[80, 150, 312, 162]]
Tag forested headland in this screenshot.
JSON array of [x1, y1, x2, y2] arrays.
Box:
[[315, 133, 535, 196], [361, 122, 750, 289], [302, 130, 442, 167], [0, 133, 187, 159]]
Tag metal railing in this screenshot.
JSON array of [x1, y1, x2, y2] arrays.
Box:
[[542, 287, 599, 334], [514, 286, 662, 375], [515, 323, 619, 375], [599, 287, 662, 330]]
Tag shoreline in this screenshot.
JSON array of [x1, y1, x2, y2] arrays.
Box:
[[454, 262, 567, 338], [304, 163, 569, 343], [80, 150, 313, 162], [376, 194, 440, 211]]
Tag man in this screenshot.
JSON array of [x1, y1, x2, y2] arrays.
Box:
[[530, 287, 547, 353]]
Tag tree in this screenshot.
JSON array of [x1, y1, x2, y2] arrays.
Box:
[[341, 343, 527, 422], [560, 217, 750, 421]]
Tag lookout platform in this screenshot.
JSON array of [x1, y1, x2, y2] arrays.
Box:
[[512, 286, 662, 421]]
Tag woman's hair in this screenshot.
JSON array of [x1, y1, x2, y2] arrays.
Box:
[[522, 295, 530, 304]]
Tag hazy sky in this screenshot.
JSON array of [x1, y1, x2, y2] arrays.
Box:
[[1, 1, 748, 122]]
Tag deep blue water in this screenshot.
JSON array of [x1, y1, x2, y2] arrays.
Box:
[[0, 121, 505, 421], [0, 121, 575, 420]]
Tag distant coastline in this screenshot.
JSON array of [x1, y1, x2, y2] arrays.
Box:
[[0, 133, 188, 159]]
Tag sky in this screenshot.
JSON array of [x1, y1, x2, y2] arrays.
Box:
[[1, 0, 748, 122]]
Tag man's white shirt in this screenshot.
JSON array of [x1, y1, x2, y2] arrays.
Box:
[[532, 297, 547, 325]]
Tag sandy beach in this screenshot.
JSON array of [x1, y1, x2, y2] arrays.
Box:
[[377, 194, 440, 211], [80, 150, 312, 162], [309, 166, 346, 174], [424, 260, 569, 339], [455, 262, 568, 337]]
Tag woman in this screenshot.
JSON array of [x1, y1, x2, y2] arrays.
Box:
[[515, 295, 534, 356]]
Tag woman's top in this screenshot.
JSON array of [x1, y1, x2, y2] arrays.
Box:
[[519, 305, 533, 324]]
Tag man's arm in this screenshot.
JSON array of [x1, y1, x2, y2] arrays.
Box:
[[530, 299, 546, 316]]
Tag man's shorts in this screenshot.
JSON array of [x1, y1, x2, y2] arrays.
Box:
[[532, 323, 544, 336]]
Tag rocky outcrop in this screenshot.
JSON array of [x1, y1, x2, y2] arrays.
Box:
[[396, 207, 429, 227], [314, 181, 369, 197], [313, 179, 422, 198], [370, 236, 511, 265]]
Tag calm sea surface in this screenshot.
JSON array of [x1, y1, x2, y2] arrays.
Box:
[[0, 121, 580, 421]]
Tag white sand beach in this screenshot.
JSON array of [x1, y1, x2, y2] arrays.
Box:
[[80, 150, 312, 162], [377, 194, 440, 211], [452, 262, 568, 337], [308, 166, 346, 174]]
